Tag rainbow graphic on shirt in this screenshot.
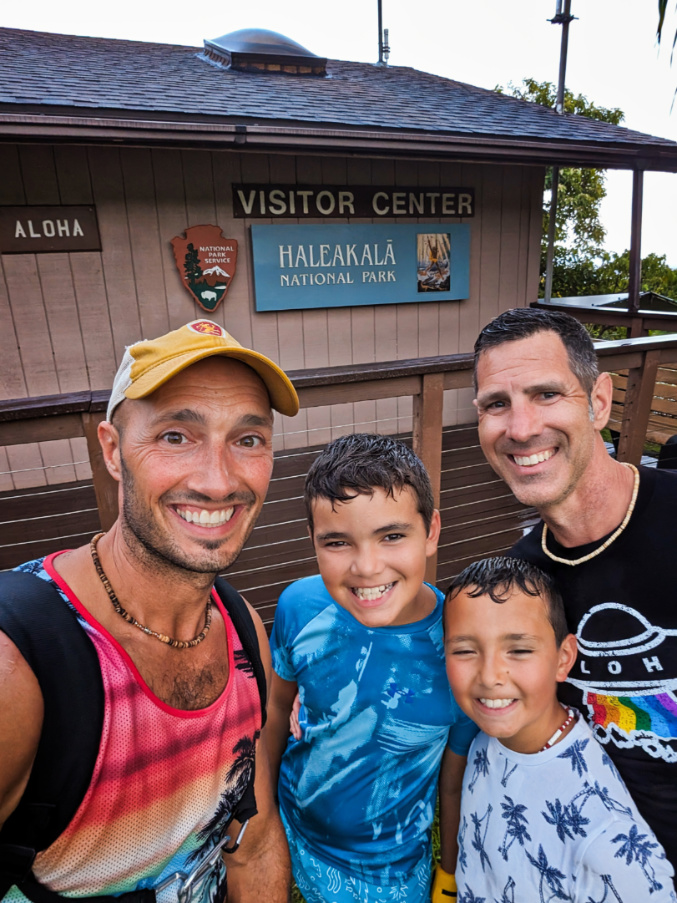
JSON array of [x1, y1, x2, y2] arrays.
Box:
[[562, 601, 677, 764], [585, 692, 677, 763]]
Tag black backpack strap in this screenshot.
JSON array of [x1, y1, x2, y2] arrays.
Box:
[[0, 570, 104, 896], [213, 578, 266, 825], [213, 577, 266, 728]]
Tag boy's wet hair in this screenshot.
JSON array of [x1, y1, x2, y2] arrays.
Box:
[[304, 433, 434, 534], [473, 307, 598, 398], [445, 556, 569, 646]]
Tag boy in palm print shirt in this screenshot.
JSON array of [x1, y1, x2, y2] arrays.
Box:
[[444, 557, 675, 902]]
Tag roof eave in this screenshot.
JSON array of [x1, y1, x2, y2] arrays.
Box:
[[1, 112, 676, 172]]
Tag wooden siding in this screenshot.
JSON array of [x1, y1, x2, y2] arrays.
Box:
[[0, 422, 536, 629], [0, 143, 544, 488]]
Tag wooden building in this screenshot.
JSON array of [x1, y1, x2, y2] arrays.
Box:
[[0, 26, 675, 474], [2, 26, 677, 608]]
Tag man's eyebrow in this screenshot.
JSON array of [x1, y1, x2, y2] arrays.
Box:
[[236, 412, 274, 429], [476, 389, 507, 407], [525, 381, 566, 395], [477, 381, 567, 405], [150, 408, 205, 426], [149, 410, 273, 428]]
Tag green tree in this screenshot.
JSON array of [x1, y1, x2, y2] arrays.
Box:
[[657, 1, 676, 56], [496, 79, 624, 285], [183, 243, 203, 284], [550, 248, 677, 299]]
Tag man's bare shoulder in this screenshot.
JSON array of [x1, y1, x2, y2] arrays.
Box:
[[0, 629, 44, 828]]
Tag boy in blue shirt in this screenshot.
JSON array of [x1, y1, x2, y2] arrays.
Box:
[[268, 433, 477, 903], [444, 557, 676, 902]]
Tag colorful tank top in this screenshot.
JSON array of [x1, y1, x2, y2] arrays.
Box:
[[6, 554, 262, 903]]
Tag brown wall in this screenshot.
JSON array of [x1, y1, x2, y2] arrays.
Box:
[[0, 143, 544, 490]]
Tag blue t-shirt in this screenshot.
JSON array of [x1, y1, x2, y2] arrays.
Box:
[[270, 575, 478, 884]]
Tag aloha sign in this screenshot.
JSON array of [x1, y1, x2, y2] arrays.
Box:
[[171, 225, 238, 312]]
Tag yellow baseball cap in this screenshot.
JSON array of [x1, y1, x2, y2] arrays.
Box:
[[107, 319, 299, 419]]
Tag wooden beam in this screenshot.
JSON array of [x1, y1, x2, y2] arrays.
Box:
[[297, 376, 421, 409], [616, 349, 660, 465], [412, 372, 444, 584], [0, 413, 84, 446], [81, 412, 119, 532]]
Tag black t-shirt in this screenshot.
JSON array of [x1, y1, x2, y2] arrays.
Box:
[[511, 466, 677, 868]]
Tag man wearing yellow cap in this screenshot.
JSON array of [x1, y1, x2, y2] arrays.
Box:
[[0, 320, 298, 903]]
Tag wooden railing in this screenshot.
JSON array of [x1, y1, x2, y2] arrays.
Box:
[[3, 333, 677, 583]]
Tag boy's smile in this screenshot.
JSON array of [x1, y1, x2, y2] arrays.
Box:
[[444, 586, 577, 753], [311, 487, 440, 628]]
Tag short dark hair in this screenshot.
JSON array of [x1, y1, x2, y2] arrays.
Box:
[[445, 556, 569, 646], [304, 433, 435, 534], [473, 308, 598, 397]]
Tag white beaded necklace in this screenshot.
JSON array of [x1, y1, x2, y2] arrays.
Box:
[[539, 705, 577, 751], [541, 463, 639, 567]]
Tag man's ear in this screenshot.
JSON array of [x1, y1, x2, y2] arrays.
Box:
[[97, 421, 122, 483], [556, 634, 578, 683], [426, 509, 442, 557], [590, 371, 613, 430]]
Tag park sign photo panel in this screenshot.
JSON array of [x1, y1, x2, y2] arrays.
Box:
[[251, 223, 470, 312]]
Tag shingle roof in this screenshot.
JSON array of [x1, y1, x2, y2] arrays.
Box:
[[2, 27, 677, 171]]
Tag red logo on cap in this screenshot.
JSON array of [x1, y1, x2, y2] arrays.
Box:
[[189, 321, 225, 337]]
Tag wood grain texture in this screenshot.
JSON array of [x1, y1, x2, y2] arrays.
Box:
[[0, 424, 535, 628], [1, 144, 543, 484]]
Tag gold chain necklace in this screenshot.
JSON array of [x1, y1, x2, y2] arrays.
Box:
[[541, 463, 639, 567], [89, 532, 212, 649]]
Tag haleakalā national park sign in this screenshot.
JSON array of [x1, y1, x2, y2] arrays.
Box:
[[171, 225, 238, 312], [250, 223, 470, 312]]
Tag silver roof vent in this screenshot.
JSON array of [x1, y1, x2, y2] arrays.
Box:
[[203, 28, 327, 75]]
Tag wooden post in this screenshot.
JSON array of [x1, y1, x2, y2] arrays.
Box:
[[628, 316, 645, 339], [413, 372, 444, 584], [616, 349, 660, 466], [81, 412, 119, 531], [627, 169, 644, 318]]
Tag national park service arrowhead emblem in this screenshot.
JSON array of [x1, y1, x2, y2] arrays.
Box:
[[171, 225, 238, 312]]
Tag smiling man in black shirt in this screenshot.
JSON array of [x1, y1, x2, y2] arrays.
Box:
[[473, 307, 677, 873]]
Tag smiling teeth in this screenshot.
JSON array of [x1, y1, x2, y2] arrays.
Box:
[[513, 449, 555, 467], [353, 583, 394, 601], [178, 507, 234, 527], [480, 698, 514, 709]]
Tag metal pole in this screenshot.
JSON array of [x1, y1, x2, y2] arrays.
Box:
[[377, 0, 384, 65], [627, 169, 644, 319], [555, 1, 571, 114], [543, 0, 573, 302]]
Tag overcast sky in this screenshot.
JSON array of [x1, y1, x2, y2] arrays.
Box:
[[4, 0, 677, 265]]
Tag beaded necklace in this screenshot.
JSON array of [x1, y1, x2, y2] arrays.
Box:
[[540, 705, 577, 752], [89, 532, 212, 649], [541, 463, 639, 567]]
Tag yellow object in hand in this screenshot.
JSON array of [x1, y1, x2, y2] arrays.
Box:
[[431, 864, 457, 901]]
